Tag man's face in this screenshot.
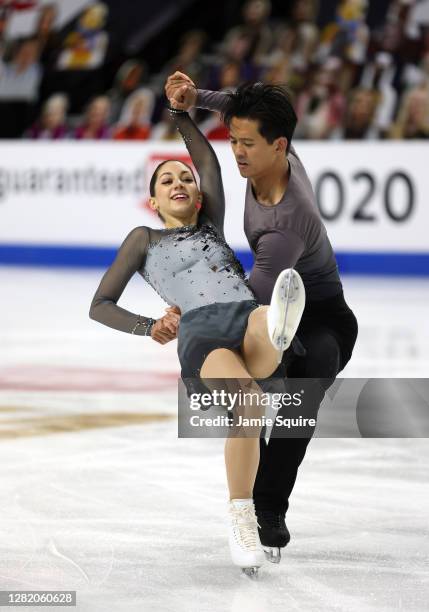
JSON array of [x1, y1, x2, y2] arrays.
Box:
[[229, 117, 282, 179]]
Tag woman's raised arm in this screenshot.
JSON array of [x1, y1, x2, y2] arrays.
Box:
[[169, 108, 225, 234]]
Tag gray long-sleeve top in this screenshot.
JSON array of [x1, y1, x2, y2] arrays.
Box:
[[197, 89, 342, 305]]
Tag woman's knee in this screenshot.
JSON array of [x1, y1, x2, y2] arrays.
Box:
[[246, 306, 268, 336], [200, 348, 249, 379]]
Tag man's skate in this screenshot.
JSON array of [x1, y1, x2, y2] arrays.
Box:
[[267, 268, 305, 362], [228, 499, 265, 577], [257, 510, 290, 564]]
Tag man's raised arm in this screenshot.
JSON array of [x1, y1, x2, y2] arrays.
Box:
[[165, 71, 231, 115]]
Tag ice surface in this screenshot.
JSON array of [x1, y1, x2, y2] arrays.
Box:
[[0, 267, 428, 611]]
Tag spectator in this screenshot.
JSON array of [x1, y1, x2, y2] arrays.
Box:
[[73, 95, 110, 139], [0, 36, 41, 102], [270, 0, 319, 76], [360, 52, 397, 137], [151, 107, 185, 140], [400, 1, 429, 88], [151, 29, 207, 126], [390, 82, 429, 138], [0, 52, 4, 79], [57, 2, 109, 70], [317, 0, 369, 90], [263, 0, 319, 90], [155, 30, 207, 94], [319, 0, 369, 62], [295, 57, 346, 139], [406, 0, 429, 41], [113, 90, 153, 140], [201, 62, 241, 140], [221, 0, 275, 65], [340, 87, 380, 139], [0, 6, 9, 48], [108, 59, 147, 123], [26, 92, 68, 139], [0, 0, 429, 141], [370, 0, 414, 91], [35, 3, 60, 67], [263, 53, 291, 85], [206, 57, 242, 91]]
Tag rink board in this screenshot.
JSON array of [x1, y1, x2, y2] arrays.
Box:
[[0, 141, 428, 275]]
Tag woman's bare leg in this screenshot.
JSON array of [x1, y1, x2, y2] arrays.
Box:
[[241, 306, 280, 378], [200, 348, 263, 500], [242, 269, 306, 378]]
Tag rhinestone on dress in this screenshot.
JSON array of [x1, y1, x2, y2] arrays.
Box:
[[142, 222, 253, 315]]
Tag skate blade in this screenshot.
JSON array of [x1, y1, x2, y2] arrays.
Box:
[[271, 271, 294, 356], [263, 547, 281, 564], [271, 270, 303, 359], [242, 566, 260, 578]]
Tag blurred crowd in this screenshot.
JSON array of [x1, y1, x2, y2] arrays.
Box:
[[1, 0, 429, 140]]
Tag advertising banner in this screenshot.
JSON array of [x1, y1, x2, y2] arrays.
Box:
[[0, 141, 428, 273]]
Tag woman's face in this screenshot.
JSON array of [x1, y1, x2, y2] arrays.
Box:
[[151, 161, 201, 223]]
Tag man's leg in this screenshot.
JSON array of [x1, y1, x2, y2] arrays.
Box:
[[253, 327, 341, 520]]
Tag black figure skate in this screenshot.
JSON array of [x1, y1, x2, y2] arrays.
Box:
[[257, 510, 290, 564]]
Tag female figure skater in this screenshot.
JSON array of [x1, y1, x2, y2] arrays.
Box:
[[89, 104, 305, 575]]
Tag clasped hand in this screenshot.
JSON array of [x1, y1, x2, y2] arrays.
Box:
[[165, 70, 197, 111], [151, 306, 181, 344]]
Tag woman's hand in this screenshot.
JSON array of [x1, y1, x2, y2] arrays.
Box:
[[166, 71, 197, 111]]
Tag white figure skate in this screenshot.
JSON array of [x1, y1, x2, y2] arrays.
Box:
[[228, 499, 265, 577], [267, 268, 305, 362]]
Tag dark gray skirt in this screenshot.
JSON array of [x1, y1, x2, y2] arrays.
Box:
[[178, 299, 258, 394]]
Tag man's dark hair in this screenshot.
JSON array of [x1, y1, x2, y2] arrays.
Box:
[[222, 82, 297, 153]]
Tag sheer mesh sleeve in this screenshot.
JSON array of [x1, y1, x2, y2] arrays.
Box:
[[89, 226, 156, 336], [169, 109, 225, 234]]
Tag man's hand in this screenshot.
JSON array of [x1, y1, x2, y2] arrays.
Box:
[[165, 71, 197, 111], [150, 306, 181, 345]]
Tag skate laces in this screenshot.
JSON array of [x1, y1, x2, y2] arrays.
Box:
[[230, 504, 260, 550]]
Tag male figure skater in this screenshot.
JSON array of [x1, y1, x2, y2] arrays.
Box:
[[162, 72, 358, 562]]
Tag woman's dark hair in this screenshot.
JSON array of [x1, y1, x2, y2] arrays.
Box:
[[149, 159, 197, 222], [222, 82, 297, 153]]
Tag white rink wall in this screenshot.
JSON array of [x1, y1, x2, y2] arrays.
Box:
[[0, 141, 428, 275]]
